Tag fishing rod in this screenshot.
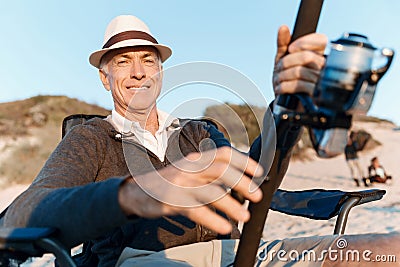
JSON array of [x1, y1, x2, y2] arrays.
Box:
[[233, 0, 324, 266]]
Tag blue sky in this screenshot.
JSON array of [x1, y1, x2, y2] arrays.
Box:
[[1, 0, 400, 125]]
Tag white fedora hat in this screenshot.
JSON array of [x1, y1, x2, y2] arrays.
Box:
[[89, 15, 172, 69]]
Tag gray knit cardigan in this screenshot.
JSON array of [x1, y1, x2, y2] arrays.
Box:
[[4, 117, 243, 266]]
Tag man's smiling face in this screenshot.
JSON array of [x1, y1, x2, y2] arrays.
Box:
[[100, 46, 163, 117]]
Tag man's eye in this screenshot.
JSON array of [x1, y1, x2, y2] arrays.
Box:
[[116, 59, 129, 66], [144, 58, 156, 66]]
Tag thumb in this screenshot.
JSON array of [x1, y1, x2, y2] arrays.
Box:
[[274, 25, 291, 65]]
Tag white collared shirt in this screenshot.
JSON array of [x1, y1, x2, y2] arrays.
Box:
[[110, 109, 180, 162]]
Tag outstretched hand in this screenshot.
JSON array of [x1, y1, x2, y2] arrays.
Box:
[[273, 25, 327, 97], [119, 147, 264, 234]]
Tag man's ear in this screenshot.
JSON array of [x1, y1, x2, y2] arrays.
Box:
[[99, 69, 111, 91], [159, 65, 164, 80]]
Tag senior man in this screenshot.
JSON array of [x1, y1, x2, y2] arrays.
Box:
[[6, 15, 398, 267]]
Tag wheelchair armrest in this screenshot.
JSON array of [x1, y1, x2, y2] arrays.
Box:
[[0, 227, 76, 267], [271, 188, 386, 220]]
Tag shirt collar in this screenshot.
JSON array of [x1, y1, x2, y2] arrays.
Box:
[[111, 109, 180, 134]]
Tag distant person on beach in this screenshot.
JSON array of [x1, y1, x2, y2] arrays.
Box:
[[3, 14, 400, 266], [368, 156, 392, 183], [344, 133, 368, 187]]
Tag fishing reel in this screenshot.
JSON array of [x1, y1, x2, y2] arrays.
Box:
[[275, 33, 394, 158]]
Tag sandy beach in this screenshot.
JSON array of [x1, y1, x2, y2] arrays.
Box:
[[0, 120, 398, 265], [264, 121, 400, 240]]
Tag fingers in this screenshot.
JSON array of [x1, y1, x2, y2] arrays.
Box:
[[274, 25, 291, 65], [123, 147, 265, 233], [182, 206, 235, 234], [273, 27, 327, 96], [212, 147, 263, 201], [183, 147, 263, 184], [181, 192, 253, 235], [274, 79, 317, 95], [210, 192, 251, 223], [288, 33, 328, 55], [170, 147, 264, 210], [274, 26, 326, 64], [203, 161, 263, 203], [181, 147, 263, 203], [213, 147, 264, 178], [273, 65, 321, 95], [274, 65, 321, 85], [275, 50, 326, 72]]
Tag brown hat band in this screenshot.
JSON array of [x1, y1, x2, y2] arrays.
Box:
[[102, 30, 158, 49]]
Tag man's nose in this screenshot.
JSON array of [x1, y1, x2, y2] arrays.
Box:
[[130, 61, 146, 79]]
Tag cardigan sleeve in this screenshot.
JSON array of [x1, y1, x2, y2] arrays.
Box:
[[3, 123, 133, 248]]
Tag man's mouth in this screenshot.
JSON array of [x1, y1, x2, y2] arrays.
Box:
[[126, 85, 149, 91]]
